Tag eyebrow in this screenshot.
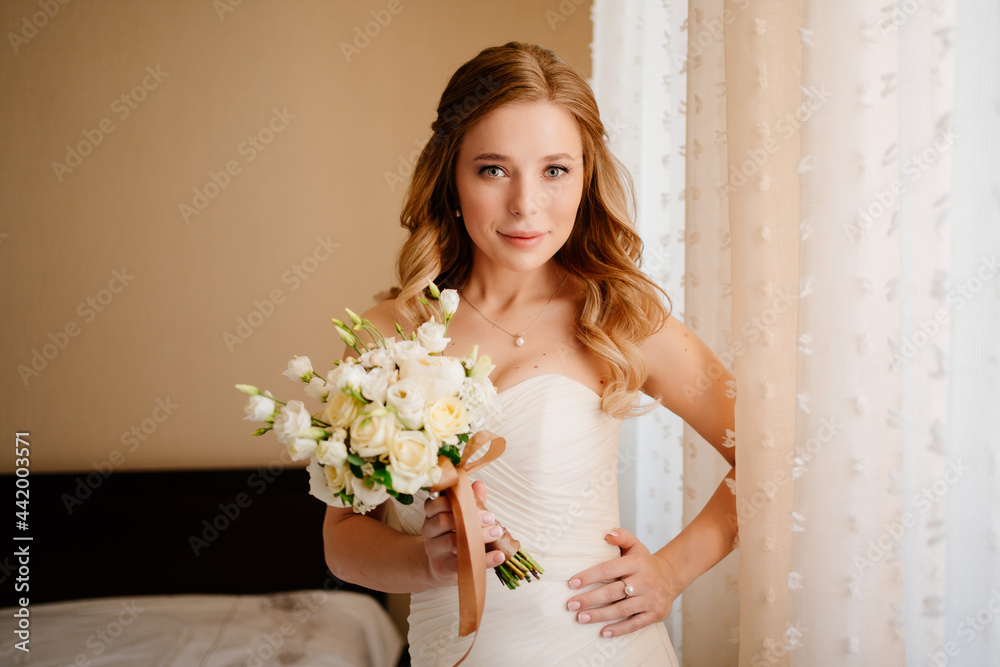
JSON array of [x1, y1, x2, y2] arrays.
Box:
[[471, 152, 579, 162]]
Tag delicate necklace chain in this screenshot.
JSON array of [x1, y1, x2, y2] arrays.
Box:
[[460, 272, 569, 347]]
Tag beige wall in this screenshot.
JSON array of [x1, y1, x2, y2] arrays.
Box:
[[0, 0, 592, 473]]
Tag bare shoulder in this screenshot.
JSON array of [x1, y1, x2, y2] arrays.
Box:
[[639, 312, 732, 406], [361, 298, 404, 335]]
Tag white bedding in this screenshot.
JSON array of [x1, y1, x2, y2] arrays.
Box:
[[0, 590, 403, 667]]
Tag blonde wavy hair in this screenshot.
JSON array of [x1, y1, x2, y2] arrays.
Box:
[[391, 42, 671, 418]]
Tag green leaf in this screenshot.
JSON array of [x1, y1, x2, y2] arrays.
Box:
[[347, 453, 365, 467], [457, 433, 470, 444], [396, 493, 414, 505], [439, 444, 461, 465], [372, 468, 392, 487], [349, 463, 363, 478]]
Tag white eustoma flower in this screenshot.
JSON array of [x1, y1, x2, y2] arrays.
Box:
[[390, 340, 429, 366], [350, 476, 390, 513], [359, 346, 392, 369], [386, 378, 426, 429], [307, 459, 349, 507], [388, 430, 438, 494], [303, 376, 330, 403], [327, 362, 365, 392], [416, 320, 450, 354], [361, 365, 397, 404], [440, 289, 460, 316], [243, 391, 276, 422], [398, 355, 465, 403], [272, 400, 313, 445], [287, 437, 319, 461], [283, 356, 314, 382]]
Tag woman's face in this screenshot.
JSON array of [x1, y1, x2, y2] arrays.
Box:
[[454, 100, 584, 274]]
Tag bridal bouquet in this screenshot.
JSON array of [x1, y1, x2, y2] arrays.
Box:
[[236, 283, 542, 589]]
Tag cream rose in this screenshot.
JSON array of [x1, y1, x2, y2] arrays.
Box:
[[416, 320, 449, 354], [388, 430, 439, 494], [398, 355, 465, 402], [386, 378, 426, 429], [315, 435, 348, 467], [349, 412, 397, 458], [424, 396, 469, 445], [322, 392, 362, 428], [272, 400, 313, 445]]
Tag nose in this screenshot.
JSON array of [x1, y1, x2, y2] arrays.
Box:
[[509, 175, 541, 218]]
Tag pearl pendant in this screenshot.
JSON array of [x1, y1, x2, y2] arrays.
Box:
[[515, 336, 525, 347]]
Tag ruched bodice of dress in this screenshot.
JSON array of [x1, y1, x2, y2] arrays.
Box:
[[393, 374, 679, 666]]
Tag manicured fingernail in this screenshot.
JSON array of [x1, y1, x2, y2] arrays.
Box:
[[495, 553, 505, 564], [489, 526, 502, 538], [607, 531, 618, 537], [578, 613, 590, 623], [567, 601, 580, 611], [481, 512, 494, 525], [603, 630, 613, 638], [568, 578, 581, 589]]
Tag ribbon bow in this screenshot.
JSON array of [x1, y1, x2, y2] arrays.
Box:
[[430, 430, 506, 641]]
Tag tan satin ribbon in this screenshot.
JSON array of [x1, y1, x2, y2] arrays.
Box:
[[429, 429, 506, 663]]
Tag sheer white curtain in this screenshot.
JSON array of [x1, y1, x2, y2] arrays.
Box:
[[595, 0, 1000, 665]]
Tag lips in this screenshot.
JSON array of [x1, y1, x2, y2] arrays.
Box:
[[498, 230, 545, 248]]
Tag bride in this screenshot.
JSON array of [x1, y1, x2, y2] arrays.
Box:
[[323, 42, 737, 666]]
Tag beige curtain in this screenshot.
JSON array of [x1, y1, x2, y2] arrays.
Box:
[[597, 0, 999, 664]]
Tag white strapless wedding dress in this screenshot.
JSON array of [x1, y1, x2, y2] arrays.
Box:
[[392, 374, 680, 666]]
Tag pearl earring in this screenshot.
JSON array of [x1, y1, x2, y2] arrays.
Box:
[[455, 209, 462, 218]]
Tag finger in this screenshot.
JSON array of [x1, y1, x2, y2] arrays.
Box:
[[603, 528, 638, 550], [471, 479, 488, 505], [568, 556, 633, 591], [576, 596, 642, 626], [423, 493, 453, 519], [421, 509, 457, 541], [597, 611, 662, 639], [485, 548, 506, 568], [567, 579, 628, 612]]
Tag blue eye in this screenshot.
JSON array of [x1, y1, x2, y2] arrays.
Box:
[[545, 166, 568, 178], [479, 165, 504, 178]]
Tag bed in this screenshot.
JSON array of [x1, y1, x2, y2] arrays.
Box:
[[0, 468, 406, 666]]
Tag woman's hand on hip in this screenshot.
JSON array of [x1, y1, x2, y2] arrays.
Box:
[[565, 528, 681, 638]]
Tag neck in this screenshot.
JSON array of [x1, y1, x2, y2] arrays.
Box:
[[461, 257, 566, 308]]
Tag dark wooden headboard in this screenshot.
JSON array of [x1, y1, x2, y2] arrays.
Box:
[[1, 466, 380, 609]]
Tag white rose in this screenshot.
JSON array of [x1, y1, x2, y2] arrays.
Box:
[[398, 355, 466, 402], [386, 378, 426, 429], [322, 392, 362, 428], [287, 437, 319, 461], [416, 320, 450, 354], [349, 412, 397, 458], [361, 365, 397, 404], [243, 391, 276, 422], [390, 340, 430, 366], [350, 475, 390, 513], [424, 396, 469, 445], [283, 356, 314, 382], [303, 376, 330, 403], [315, 436, 348, 467], [272, 400, 313, 445], [440, 289, 460, 316], [388, 430, 439, 494], [327, 362, 366, 392], [307, 459, 350, 507]]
